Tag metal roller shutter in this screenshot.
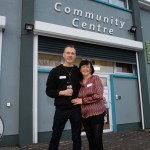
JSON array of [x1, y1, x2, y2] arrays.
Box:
[[38, 35, 136, 64]]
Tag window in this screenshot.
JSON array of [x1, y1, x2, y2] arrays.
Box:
[[116, 63, 133, 73], [38, 53, 133, 75], [74, 58, 114, 73], [94, 59, 114, 73], [101, 0, 109, 2], [38, 53, 61, 67], [96, 0, 129, 9], [73, 57, 82, 67], [110, 0, 128, 8]]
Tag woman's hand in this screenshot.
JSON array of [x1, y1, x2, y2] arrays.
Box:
[[103, 96, 106, 101], [71, 98, 82, 105]]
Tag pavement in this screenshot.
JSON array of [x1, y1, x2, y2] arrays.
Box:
[[0, 129, 150, 150]]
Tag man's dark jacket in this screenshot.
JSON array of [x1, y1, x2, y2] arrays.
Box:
[[46, 64, 81, 109]]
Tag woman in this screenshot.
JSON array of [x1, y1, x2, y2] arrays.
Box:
[[72, 59, 106, 150]]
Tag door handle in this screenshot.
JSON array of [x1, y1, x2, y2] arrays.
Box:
[[115, 95, 121, 100]]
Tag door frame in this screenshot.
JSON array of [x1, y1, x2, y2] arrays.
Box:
[[97, 74, 113, 133]]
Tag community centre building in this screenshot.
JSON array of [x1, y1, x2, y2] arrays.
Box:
[[0, 0, 150, 147]]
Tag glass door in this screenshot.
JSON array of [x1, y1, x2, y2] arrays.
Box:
[[98, 74, 112, 132]]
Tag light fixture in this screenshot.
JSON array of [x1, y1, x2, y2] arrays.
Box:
[[25, 23, 34, 31], [128, 26, 137, 33]]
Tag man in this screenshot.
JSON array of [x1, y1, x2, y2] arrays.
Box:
[[46, 45, 81, 150]]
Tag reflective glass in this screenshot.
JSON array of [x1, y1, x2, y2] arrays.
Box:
[[38, 53, 61, 67], [111, 0, 127, 8], [94, 59, 114, 73], [116, 63, 133, 73]]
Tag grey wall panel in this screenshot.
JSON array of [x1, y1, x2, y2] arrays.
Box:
[[140, 9, 150, 128], [140, 10, 150, 41], [0, 0, 22, 135], [34, 0, 134, 39], [19, 0, 34, 145], [38, 73, 71, 132], [140, 9, 150, 106]]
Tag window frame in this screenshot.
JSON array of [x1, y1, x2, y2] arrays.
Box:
[[95, 0, 131, 12], [109, 0, 129, 8], [114, 62, 134, 75]]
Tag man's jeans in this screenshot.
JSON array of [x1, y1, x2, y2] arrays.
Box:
[[48, 107, 81, 150]]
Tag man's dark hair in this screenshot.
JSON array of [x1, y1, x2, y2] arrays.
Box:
[[65, 45, 75, 49], [63, 45, 75, 53]]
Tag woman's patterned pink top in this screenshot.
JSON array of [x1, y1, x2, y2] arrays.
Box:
[[78, 75, 106, 118]]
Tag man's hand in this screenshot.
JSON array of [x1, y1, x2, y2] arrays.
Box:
[[59, 89, 73, 96]]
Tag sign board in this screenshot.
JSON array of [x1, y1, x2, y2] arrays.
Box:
[[145, 41, 150, 64]]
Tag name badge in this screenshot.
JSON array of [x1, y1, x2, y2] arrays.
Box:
[[59, 76, 66, 79], [87, 83, 92, 87]]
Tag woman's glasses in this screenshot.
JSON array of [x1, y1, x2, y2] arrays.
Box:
[[81, 59, 95, 65]]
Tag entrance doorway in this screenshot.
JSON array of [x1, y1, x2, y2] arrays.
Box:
[[81, 74, 112, 135], [98, 74, 112, 132]]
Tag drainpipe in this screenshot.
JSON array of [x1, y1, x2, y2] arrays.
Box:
[[136, 52, 145, 129]]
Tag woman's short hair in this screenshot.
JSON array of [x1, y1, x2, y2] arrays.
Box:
[[79, 59, 95, 75]]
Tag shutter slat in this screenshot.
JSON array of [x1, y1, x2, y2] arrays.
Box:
[[38, 36, 136, 64]]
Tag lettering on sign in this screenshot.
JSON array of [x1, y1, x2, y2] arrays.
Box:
[[54, 2, 126, 35]]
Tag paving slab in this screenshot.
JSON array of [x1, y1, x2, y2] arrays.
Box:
[[0, 130, 150, 150]]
